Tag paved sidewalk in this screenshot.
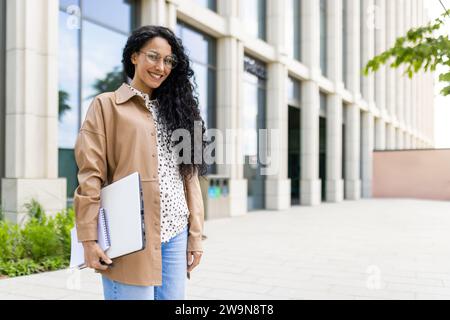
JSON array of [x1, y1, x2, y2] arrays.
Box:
[[1, 199, 450, 300]]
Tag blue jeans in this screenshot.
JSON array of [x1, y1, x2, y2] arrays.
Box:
[[102, 225, 188, 300]]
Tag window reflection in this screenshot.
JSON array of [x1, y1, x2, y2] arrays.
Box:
[[240, 0, 267, 40], [176, 22, 217, 174], [286, 0, 301, 60], [59, 0, 79, 11], [58, 0, 135, 202], [243, 56, 267, 210], [192, 0, 216, 12], [176, 22, 216, 130], [83, 0, 133, 33], [287, 77, 301, 106], [81, 20, 127, 121], [58, 10, 80, 149]]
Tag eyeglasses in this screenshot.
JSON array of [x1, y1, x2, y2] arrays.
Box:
[[139, 50, 178, 70]]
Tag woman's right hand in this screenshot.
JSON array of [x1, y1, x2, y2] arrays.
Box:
[[82, 241, 113, 270]]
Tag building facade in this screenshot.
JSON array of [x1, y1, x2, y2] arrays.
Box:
[[0, 0, 435, 222]]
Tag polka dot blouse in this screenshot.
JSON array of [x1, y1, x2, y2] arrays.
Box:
[[127, 85, 190, 244]]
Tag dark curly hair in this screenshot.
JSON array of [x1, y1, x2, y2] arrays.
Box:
[[122, 25, 209, 180]]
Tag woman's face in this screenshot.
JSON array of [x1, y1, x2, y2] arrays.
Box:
[[131, 36, 174, 91]]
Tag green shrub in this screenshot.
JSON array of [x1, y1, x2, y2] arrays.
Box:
[[54, 208, 75, 260], [0, 221, 25, 261], [0, 200, 75, 278], [24, 199, 46, 223], [21, 217, 63, 261]]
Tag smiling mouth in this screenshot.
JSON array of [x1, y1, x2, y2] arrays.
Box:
[[148, 72, 163, 80]]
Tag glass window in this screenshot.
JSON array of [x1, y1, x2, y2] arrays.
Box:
[[287, 76, 301, 107], [58, 10, 80, 149], [176, 22, 216, 129], [192, 0, 217, 12], [59, 0, 79, 11], [81, 20, 128, 121], [83, 0, 133, 33], [320, 0, 327, 76], [58, 0, 136, 202], [243, 56, 267, 211], [320, 91, 327, 117], [176, 22, 217, 174], [286, 0, 301, 60], [240, 0, 267, 40]]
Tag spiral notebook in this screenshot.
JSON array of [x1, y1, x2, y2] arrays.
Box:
[[69, 208, 111, 268], [70, 172, 146, 269]]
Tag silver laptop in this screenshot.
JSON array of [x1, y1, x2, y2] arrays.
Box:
[[100, 171, 146, 259]]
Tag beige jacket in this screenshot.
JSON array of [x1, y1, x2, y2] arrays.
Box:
[[73, 83, 204, 286]]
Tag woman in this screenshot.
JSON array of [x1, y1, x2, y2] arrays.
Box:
[[73, 25, 207, 300]]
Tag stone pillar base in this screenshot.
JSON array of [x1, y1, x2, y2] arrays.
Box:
[[300, 179, 321, 206], [1, 178, 67, 225], [228, 179, 247, 217], [326, 179, 344, 203], [345, 179, 361, 200], [362, 180, 372, 199], [265, 178, 291, 210]]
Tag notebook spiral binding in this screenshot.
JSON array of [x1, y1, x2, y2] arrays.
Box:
[[99, 207, 112, 248]]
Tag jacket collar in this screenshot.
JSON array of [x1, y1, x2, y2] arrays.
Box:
[[115, 83, 137, 105]]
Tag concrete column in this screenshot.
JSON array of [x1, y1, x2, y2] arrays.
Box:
[[141, 0, 167, 26], [395, 0, 405, 130], [404, 132, 410, 149], [345, 0, 361, 96], [374, 0, 386, 116], [216, 0, 247, 217], [300, 0, 321, 205], [375, 117, 386, 150], [344, 104, 361, 200], [301, 81, 321, 205], [0, 0, 5, 198], [404, 0, 412, 141], [264, 0, 290, 210], [2, 0, 66, 223], [326, 94, 344, 202], [411, 0, 418, 148], [385, 0, 396, 122], [361, 0, 375, 106], [361, 111, 374, 198], [396, 128, 404, 149], [374, 0, 388, 153], [301, 0, 321, 76], [343, 0, 361, 200], [141, 0, 170, 26], [386, 123, 396, 150], [324, 0, 344, 202], [266, 63, 290, 210], [411, 0, 418, 149], [166, 0, 178, 31], [326, 0, 343, 85]]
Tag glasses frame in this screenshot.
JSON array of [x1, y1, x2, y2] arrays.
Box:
[[139, 50, 178, 70]]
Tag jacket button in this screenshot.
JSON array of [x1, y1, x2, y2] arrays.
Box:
[[153, 175, 157, 179], [151, 132, 155, 136], [154, 200, 158, 205], [152, 154, 156, 157]]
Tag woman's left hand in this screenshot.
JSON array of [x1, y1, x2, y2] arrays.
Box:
[[187, 251, 203, 272]]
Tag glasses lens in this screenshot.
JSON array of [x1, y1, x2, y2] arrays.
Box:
[[165, 56, 177, 69], [146, 52, 159, 62]]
